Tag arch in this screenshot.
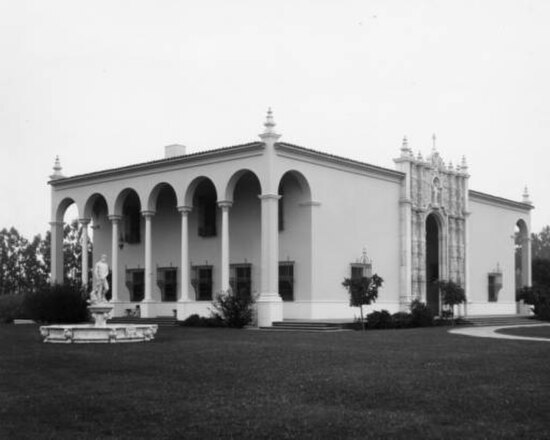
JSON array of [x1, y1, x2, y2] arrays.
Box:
[[184, 176, 218, 207], [147, 182, 178, 212], [114, 188, 143, 216], [55, 197, 78, 223], [224, 169, 263, 202], [277, 170, 312, 202], [83, 193, 109, 219]]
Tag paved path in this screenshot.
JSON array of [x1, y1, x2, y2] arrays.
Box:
[[449, 323, 550, 342]]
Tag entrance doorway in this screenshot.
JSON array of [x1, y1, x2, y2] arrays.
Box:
[[426, 214, 440, 315]]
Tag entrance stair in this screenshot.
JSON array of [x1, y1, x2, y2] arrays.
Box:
[[260, 320, 349, 332], [108, 316, 178, 327], [461, 315, 539, 327]]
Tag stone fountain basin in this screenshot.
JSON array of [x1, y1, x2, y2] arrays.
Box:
[[40, 323, 158, 344]]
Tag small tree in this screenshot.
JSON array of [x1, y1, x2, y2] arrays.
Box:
[[342, 274, 383, 330], [435, 280, 466, 323]]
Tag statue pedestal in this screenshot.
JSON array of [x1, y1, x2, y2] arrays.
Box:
[[88, 303, 114, 328]]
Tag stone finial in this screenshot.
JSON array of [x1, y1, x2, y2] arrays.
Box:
[[460, 155, 468, 172], [49, 156, 65, 180], [448, 160, 453, 171], [400, 136, 411, 157], [417, 151, 423, 161], [522, 186, 532, 204], [432, 133, 437, 152], [259, 107, 281, 141]]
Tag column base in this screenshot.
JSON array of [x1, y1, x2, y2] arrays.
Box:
[[109, 300, 124, 318], [139, 300, 156, 318], [256, 293, 283, 327], [176, 299, 193, 321]]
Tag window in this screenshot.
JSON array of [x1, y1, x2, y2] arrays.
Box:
[[192, 266, 213, 301], [279, 262, 294, 301], [198, 196, 217, 237], [350, 263, 372, 280], [125, 269, 144, 302], [488, 272, 502, 302], [157, 267, 177, 302], [230, 264, 252, 298]]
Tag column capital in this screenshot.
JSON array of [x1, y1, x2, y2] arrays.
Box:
[[78, 218, 91, 225], [108, 215, 123, 223], [258, 193, 281, 201], [141, 210, 156, 218], [217, 200, 233, 209], [177, 206, 193, 215]]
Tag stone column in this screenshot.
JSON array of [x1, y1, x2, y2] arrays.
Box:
[[108, 215, 122, 304], [49, 221, 64, 284], [218, 201, 233, 292], [141, 210, 155, 317], [523, 235, 532, 287], [176, 206, 192, 320], [79, 218, 90, 287], [257, 194, 282, 326]]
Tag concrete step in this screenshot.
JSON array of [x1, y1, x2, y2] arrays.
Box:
[[109, 316, 178, 327], [260, 320, 349, 332], [462, 316, 539, 327]]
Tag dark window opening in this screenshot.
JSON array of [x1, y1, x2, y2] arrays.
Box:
[[278, 188, 284, 231], [279, 262, 294, 301], [158, 267, 178, 302], [192, 266, 213, 301], [197, 196, 217, 237], [125, 269, 144, 302], [230, 264, 252, 299], [123, 193, 141, 244]]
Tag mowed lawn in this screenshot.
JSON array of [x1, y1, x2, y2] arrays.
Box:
[[1, 325, 549, 440]]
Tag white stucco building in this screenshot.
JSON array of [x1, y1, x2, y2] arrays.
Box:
[[49, 111, 533, 326]]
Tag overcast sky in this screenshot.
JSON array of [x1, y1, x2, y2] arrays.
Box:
[[1, 0, 549, 237]]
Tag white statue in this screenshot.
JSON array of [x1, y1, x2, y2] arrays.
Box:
[[90, 254, 110, 304]]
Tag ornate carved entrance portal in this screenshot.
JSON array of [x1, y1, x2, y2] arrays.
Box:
[[395, 138, 469, 312]]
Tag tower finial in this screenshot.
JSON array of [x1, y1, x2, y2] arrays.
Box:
[[460, 155, 468, 172], [259, 107, 281, 141], [522, 186, 532, 204], [400, 135, 411, 157], [50, 155, 64, 180], [432, 133, 437, 151]]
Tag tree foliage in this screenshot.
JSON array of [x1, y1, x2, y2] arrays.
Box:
[[342, 274, 383, 330], [531, 226, 550, 260], [0, 222, 91, 296], [435, 279, 466, 322]]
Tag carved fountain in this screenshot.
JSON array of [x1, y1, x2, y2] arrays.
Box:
[[39, 292, 158, 344]]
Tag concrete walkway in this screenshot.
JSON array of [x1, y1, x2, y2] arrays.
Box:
[[449, 323, 550, 342]]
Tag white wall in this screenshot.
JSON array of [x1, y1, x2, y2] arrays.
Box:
[[468, 196, 531, 315]]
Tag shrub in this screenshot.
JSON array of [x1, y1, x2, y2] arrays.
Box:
[[0, 295, 25, 323], [518, 286, 550, 321], [211, 289, 255, 328], [179, 314, 225, 327], [410, 299, 434, 327], [23, 283, 89, 324], [391, 312, 412, 328], [366, 310, 393, 329]]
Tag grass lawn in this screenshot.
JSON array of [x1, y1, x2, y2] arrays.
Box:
[[496, 324, 550, 339], [1, 325, 549, 439]]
